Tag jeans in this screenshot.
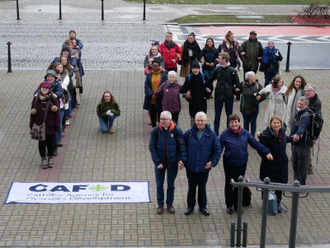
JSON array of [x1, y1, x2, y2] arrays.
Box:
[[214, 99, 233, 136], [57, 108, 65, 139], [155, 164, 178, 206], [242, 113, 258, 136], [39, 134, 56, 157], [203, 69, 214, 79], [264, 69, 277, 87], [292, 145, 309, 185], [186, 170, 209, 209], [224, 163, 247, 208], [99, 115, 117, 133]]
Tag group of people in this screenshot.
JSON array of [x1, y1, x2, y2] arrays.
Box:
[[148, 30, 323, 215], [29, 30, 85, 169]]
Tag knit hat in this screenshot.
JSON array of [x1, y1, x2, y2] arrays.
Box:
[[39, 81, 51, 89], [250, 30, 257, 35], [61, 45, 70, 54], [268, 39, 275, 45], [191, 61, 200, 69], [44, 70, 57, 80], [69, 30, 76, 35], [151, 40, 159, 46]]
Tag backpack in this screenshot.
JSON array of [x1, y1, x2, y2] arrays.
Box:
[[188, 73, 205, 85], [242, 186, 252, 206], [153, 126, 178, 140], [300, 106, 323, 141]]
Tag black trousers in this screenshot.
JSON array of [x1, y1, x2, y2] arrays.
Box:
[[172, 112, 179, 124], [38, 134, 56, 157], [150, 104, 161, 127], [186, 170, 209, 209]]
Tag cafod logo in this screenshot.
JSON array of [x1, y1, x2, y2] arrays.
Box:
[[88, 184, 108, 192]]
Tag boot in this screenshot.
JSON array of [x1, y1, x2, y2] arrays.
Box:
[[48, 157, 54, 168], [41, 157, 48, 169], [58, 138, 63, 147], [109, 126, 114, 134], [53, 143, 58, 156], [148, 111, 152, 125], [62, 125, 66, 137], [277, 200, 282, 213], [76, 88, 81, 105]]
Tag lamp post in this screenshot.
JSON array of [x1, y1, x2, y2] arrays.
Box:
[[59, 0, 62, 20], [101, 0, 104, 21], [16, 0, 20, 20], [285, 41, 292, 72], [7, 42, 12, 73], [143, 0, 146, 21]]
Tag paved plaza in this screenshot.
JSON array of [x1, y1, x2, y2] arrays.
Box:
[[1, 0, 330, 247]]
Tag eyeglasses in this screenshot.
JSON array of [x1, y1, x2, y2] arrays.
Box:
[[160, 118, 169, 121], [196, 120, 206, 123]]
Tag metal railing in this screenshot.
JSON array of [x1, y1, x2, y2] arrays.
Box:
[[230, 175, 330, 248]]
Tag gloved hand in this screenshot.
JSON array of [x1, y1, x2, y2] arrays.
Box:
[[106, 110, 112, 115]]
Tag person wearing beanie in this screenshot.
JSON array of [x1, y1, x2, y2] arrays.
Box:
[[159, 32, 182, 72], [239, 30, 264, 79], [30, 81, 60, 169], [180, 32, 201, 78], [181, 61, 213, 127], [143, 59, 168, 127], [261, 39, 283, 87]]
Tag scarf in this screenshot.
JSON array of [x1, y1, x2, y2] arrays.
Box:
[[151, 70, 162, 105], [183, 40, 200, 63], [261, 46, 276, 64], [165, 40, 175, 49], [229, 125, 242, 135], [272, 87, 280, 96]]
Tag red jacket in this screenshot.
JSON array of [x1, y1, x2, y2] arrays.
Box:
[[159, 41, 182, 69]]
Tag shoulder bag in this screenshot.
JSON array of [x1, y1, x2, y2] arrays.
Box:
[[30, 99, 51, 141]]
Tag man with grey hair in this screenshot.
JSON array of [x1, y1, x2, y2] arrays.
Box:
[[149, 111, 187, 214], [304, 83, 322, 174], [290, 96, 311, 185], [183, 111, 221, 216]]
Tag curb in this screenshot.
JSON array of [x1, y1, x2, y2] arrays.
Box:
[[178, 22, 330, 26]]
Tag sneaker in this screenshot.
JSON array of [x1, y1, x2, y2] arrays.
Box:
[[65, 118, 70, 126], [58, 139, 63, 147], [48, 157, 54, 168], [41, 157, 48, 169]]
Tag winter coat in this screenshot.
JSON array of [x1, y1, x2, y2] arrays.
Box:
[[198, 48, 219, 72], [34, 81, 64, 102], [179, 43, 200, 78], [143, 70, 168, 111], [259, 126, 293, 183], [219, 39, 240, 68], [239, 80, 263, 115], [184, 124, 221, 173], [283, 88, 304, 128], [54, 53, 77, 68], [144, 54, 165, 69], [290, 108, 311, 146], [263, 49, 283, 72], [180, 72, 213, 118], [219, 128, 270, 166], [149, 121, 188, 167], [63, 39, 83, 50], [258, 84, 288, 124], [159, 41, 182, 69], [309, 93, 322, 111], [154, 80, 182, 114], [74, 47, 85, 78], [96, 102, 121, 118], [29, 95, 60, 135], [209, 64, 240, 102], [239, 38, 263, 71]]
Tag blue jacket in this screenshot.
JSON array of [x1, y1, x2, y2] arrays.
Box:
[[149, 121, 187, 167], [290, 108, 311, 146], [34, 81, 64, 101], [184, 124, 221, 173], [198, 48, 219, 71], [143, 70, 168, 111], [54, 53, 77, 68], [219, 128, 270, 166]]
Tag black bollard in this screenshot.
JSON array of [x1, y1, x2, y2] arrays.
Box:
[[101, 0, 104, 21], [7, 42, 12, 73], [230, 221, 235, 247], [143, 0, 146, 21], [285, 41, 292, 72], [16, 0, 20, 20], [59, 0, 62, 20]]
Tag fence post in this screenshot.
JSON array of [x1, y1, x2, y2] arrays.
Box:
[[236, 175, 244, 247], [16, 0, 20, 20], [59, 0, 62, 20], [289, 180, 301, 248], [143, 0, 146, 21], [260, 177, 270, 248], [101, 0, 104, 20], [7, 42, 12, 73], [242, 221, 248, 247], [285, 41, 292, 72], [230, 221, 235, 247]]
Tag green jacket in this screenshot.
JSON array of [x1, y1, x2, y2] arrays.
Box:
[[96, 102, 121, 118], [239, 38, 263, 71]]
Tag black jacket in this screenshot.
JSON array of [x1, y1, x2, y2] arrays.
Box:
[[309, 93, 322, 111], [209, 65, 240, 101], [258, 127, 293, 183], [264, 49, 283, 71], [239, 80, 263, 115]]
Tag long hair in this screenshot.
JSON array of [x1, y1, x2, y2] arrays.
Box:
[[100, 91, 116, 106], [284, 75, 307, 96], [204, 38, 217, 52], [271, 76, 282, 88], [54, 63, 68, 75], [59, 55, 72, 71]]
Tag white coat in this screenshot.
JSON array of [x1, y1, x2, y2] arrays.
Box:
[[283, 88, 304, 128]]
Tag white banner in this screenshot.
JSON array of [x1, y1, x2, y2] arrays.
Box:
[[5, 182, 151, 204]]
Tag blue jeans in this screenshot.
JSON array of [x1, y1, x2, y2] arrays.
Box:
[[214, 99, 233, 136], [57, 108, 65, 139], [99, 115, 117, 133], [264, 69, 277, 87], [203, 69, 214, 79], [155, 164, 178, 206], [242, 113, 258, 136]]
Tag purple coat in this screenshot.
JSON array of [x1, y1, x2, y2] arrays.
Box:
[[154, 81, 182, 114]]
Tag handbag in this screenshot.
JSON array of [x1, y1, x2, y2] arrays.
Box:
[[268, 191, 278, 215], [259, 63, 266, 72], [30, 99, 50, 141]]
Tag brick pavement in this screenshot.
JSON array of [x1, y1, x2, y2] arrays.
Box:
[[0, 68, 330, 247]]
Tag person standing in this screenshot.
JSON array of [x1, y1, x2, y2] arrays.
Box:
[[180, 61, 213, 127], [239, 30, 263, 79], [149, 111, 187, 214], [290, 97, 311, 185], [184, 112, 221, 216], [199, 38, 219, 78], [209, 52, 240, 136], [219, 31, 240, 70], [180, 32, 201, 78], [159, 32, 182, 72]]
